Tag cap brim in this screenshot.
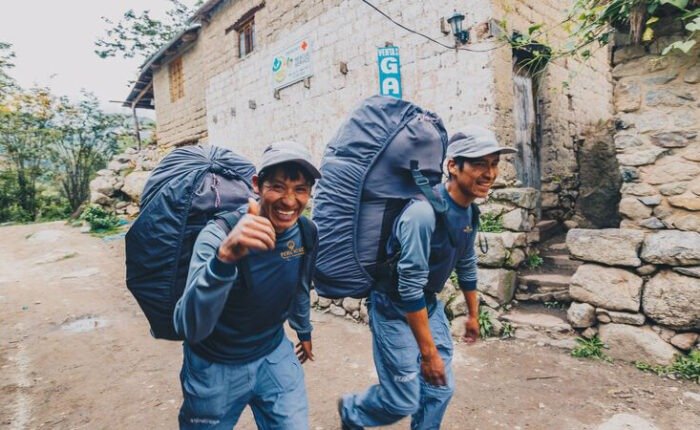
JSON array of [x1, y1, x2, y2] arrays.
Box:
[[263, 158, 322, 179], [448, 146, 518, 159]]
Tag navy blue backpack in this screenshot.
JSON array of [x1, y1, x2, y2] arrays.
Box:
[[125, 145, 256, 340], [312, 95, 449, 299]]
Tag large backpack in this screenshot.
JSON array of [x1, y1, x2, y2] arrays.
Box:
[[125, 145, 256, 340], [312, 95, 449, 299]]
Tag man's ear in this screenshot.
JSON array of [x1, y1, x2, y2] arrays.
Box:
[[446, 159, 457, 177], [252, 175, 261, 195]]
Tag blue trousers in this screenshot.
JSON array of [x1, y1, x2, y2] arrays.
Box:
[[340, 291, 455, 429], [178, 338, 308, 429]]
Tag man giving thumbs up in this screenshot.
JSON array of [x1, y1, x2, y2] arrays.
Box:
[[174, 141, 321, 430]]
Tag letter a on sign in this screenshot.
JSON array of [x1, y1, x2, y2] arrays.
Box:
[[377, 47, 402, 99]]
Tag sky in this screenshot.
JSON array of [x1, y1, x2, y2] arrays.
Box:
[[0, 0, 199, 115]]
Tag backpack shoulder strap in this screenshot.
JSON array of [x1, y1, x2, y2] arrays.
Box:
[[470, 202, 481, 226], [297, 216, 317, 254], [212, 210, 253, 290], [409, 164, 457, 248], [214, 210, 242, 235], [297, 216, 318, 294]]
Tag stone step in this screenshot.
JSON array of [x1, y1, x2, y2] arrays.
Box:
[[541, 254, 582, 272], [515, 290, 571, 302], [499, 308, 575, 347], [517, 273, 571, 289], [501, 308, 572, 331], [516, 273, 572, 302]]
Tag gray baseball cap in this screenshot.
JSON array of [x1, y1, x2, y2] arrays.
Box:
[[447, 125, 517, 159], [259, 140, 322, 179]]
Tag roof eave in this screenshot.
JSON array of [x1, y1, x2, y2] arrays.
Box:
[[123, 23, 201, 108]]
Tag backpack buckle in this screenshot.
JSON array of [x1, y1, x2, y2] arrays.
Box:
[[414, 176, 430, 186]]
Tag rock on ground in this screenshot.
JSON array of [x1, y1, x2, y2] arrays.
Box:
[[596, 413, 659, 430]]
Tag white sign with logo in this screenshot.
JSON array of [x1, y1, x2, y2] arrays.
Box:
[[271, 37, 314, 91]]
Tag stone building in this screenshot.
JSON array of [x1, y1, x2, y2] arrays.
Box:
[[122, 0, 612, 224]]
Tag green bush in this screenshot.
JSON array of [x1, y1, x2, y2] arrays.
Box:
[[544, 301, 566, 309], [80, 205, 119, 232], [479, 212, 504, 233], [571, 336, 611, 361], [37, 193, 71, 221], [636, 350, 700, 383], [478, 308, 494, 338], [501, 321, 515, 339], [527, 252, 544, 269]]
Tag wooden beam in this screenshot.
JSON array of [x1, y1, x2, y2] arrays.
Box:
[[181, 32, 198, 43], [226, 1, 266, 34], [130, 81, 154, 149]]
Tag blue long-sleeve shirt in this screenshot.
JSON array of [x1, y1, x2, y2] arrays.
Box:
[[391, 184, 479, 312], [173, 211, 313, 364]]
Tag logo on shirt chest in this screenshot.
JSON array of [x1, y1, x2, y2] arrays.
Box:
[[281, 240, 305, 260], [463, 225, 473, 233]]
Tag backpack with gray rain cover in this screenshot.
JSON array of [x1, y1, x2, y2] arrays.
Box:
[[125, 145, 256, 340], [312, 95, 449, 299]]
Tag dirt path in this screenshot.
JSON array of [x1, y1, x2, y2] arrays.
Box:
[[1, 221, 698, 430]]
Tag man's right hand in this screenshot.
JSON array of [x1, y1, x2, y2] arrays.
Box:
[[406, 308, 447, 386], [217, 198, 276, 263], [420, 350, 446, 386]]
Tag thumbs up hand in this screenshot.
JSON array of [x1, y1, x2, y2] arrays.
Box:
[[217, 198, 276, 263], [247, 198, 261, 216]]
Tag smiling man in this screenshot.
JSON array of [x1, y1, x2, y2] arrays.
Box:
[[338, 125, 516, 430], [174, 141, 321, 429]]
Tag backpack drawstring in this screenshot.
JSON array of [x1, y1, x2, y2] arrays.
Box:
[[478, 233, 489, 254], [211, 173, 221, 208]]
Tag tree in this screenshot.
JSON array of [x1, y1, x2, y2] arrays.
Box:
[[52, 92, 132, 212], [0, 88, 57, 220], [0, 167, 23, 222], [565, 0, 700, 58], [95, 0, 202, 60], [0, 41, 16, 100]]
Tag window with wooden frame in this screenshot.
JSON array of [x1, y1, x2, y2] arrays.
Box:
[[168, 56, 184, 102], [238, 17, 255, 58], [226, 3, 264, 59]]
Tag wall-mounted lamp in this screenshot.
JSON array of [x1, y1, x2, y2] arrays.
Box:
[[447, 11, 469, 45]]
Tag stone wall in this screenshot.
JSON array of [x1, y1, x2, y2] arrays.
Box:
[[562, 27, 700, 366], [490, 0, 614, 223], [87, 146, 163, 215], [612, 35, 700, 233], [566, 228, 699, 365]]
